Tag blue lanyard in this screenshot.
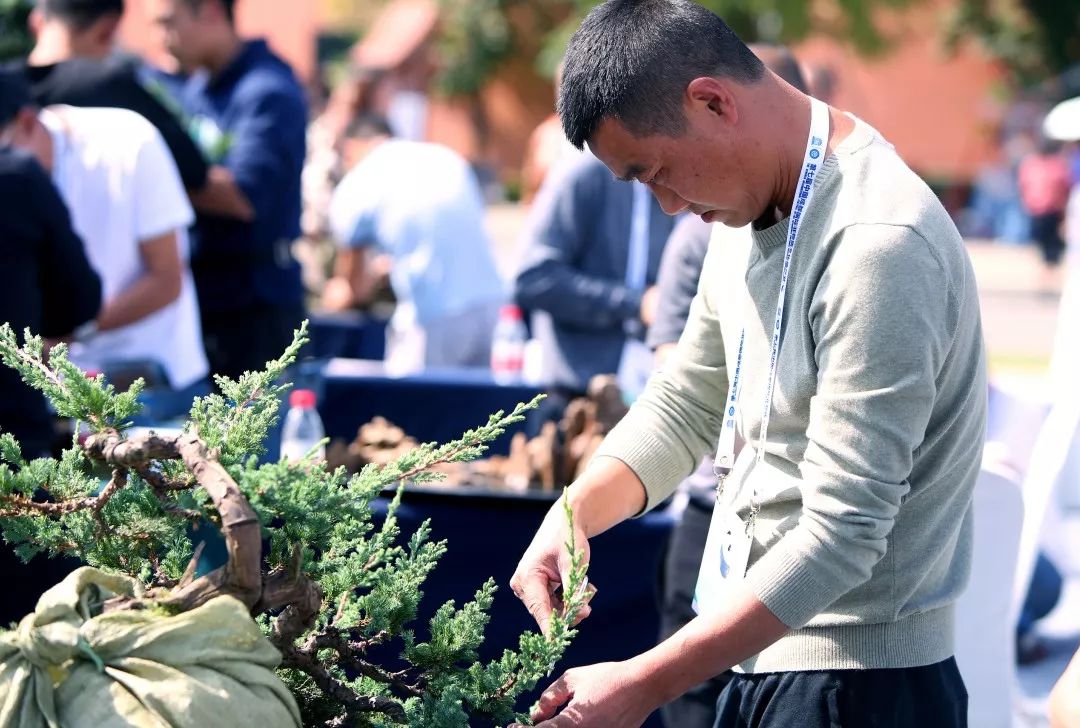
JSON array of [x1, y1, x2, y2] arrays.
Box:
[[713, 97, 830, 519]]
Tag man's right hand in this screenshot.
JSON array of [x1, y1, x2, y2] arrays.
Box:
[[510, 497, 593, 635], [509, 458, 649, 634]]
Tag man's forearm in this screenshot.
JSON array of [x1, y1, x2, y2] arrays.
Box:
[[515, 264, 643, 332], [627, 584, 789, 707], [96, 272, 181, 332], [189, 166, 255, 221], [565, 456, 649, 537]]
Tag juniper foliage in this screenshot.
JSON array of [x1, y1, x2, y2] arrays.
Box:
[[0, 322, 587, 727]]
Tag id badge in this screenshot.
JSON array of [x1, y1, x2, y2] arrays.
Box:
[[693, 509, 752, 615]]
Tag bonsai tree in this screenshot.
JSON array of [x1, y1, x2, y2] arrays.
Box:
[[0, 323, 588, 727]]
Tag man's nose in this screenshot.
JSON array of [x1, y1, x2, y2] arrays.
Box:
[[647, 182, 690, 216]]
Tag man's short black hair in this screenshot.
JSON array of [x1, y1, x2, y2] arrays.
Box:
[[558, 0, 765, 149], [38, 0, 124, 31], [0, 68, 32, 128], [344, 112, 394, 141], [183, 0, 236, 24]]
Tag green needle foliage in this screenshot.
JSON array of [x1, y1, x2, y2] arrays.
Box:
[[0, 322, 587, 727]]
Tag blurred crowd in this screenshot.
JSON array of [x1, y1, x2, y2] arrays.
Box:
[[965, 119, 1080, 287], [2, 0, 1080, 724], [1, 0, 1077, 459], [2, 0, 1076, 462]]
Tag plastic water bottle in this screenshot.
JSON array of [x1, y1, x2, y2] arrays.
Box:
[[491, 304, 527, 384], [280, 389, 326, 463]]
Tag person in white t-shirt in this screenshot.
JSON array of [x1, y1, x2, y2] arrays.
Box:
[[1, 94, 209, 418]]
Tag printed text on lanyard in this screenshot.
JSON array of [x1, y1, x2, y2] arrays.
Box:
[[712, 97, 830, 537]]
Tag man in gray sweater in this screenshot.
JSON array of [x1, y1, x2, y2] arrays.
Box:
[[508, 1, 986, 726]]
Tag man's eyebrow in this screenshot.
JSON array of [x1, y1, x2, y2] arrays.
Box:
[[615, 165, 645, 183]]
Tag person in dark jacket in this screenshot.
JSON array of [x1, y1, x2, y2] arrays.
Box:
[[0, 71, 101, 625]]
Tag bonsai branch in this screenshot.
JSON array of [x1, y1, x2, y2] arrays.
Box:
[[281, 647, 407, 724], [0, 467, 128, 518]]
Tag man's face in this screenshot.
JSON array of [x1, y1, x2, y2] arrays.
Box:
[[587, 103, 766, 228], [147, 0, 204, 69]]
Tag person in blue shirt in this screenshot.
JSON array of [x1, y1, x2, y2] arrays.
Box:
[[325, 114, 506, 373], [147, 0, 307, 380]]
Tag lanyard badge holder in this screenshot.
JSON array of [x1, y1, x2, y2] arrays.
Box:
[[694, 98, 829, 616]]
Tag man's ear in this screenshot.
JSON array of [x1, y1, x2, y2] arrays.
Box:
[[28, 7, 45, 37], [685, 76, 739, 128], [92, 13, 123, 51], [204, 0, 230, 24]]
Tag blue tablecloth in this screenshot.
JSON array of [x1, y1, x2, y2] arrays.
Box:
[[305, 311, 388, 361], [317, 359, 544, 456], [371, 486, 671, 727]]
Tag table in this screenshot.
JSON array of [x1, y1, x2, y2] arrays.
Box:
[[305, 311, 389, 361], [369, 485, 672, 727], [317, 359, 544, 456]]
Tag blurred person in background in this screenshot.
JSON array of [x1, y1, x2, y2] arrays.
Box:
[[643, 44, 808, 728], [0, 71, 101, 458], [0, 75, 101, 627], [324, 114, 505, 373], [20, 0, 254, 221], [149, 0, 306, 380], [1019, 136, 1071, 285], [0, 67, 209, 421], [297, 66, 382, 297], [520, 60, 575, 204], [514, 136, 679, 425], [803, 62, 836, 105], [302, 66, 379, 243]]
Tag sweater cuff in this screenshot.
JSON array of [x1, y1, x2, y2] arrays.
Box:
[[593, 421, 691, 513], [745, 534, 845, 629]]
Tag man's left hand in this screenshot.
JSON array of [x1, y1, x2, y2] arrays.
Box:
[[509, 661, 657, 728]]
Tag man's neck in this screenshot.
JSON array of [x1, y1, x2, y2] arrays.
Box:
[[203, 33, 245, 77], [28, 32, 76, 66], [767, 93, 855, 219], [31, 116, 55, 174]]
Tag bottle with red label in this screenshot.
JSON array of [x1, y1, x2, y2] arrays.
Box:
[[491, 304, 527, 384]]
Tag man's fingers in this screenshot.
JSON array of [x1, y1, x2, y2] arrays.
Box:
[[531, 673, 574, 722], [511, 570, 557, 634]]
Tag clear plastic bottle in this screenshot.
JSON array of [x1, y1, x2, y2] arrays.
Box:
[[280, 389, 326, 463], [491, 304, 527, 384]]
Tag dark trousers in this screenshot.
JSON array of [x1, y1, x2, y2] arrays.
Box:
[[1018, 552, 1063, 638], [201, 303, 305, 382], [659, 497, 731, 728], [713, 657, 967, 728], [1031, 211, 1066, 266]]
